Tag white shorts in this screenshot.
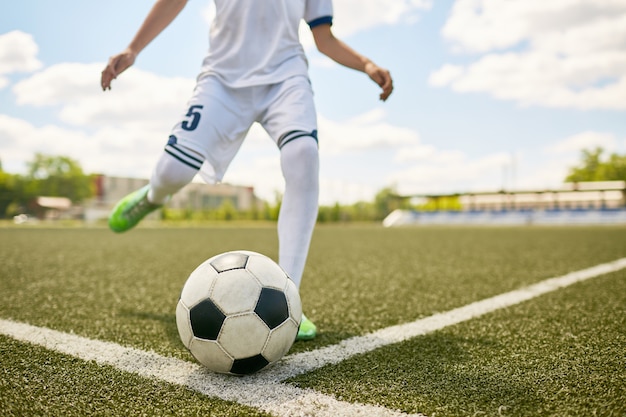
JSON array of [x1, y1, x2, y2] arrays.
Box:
[[165, 74, 318, 183]]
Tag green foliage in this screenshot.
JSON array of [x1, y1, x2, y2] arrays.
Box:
[[0, 168, 17, 217], [373, 187, 411, 219], [0, 154, 95, 218], [317, 186, 411, 223], [163, 195, 277, 222], [26, 153, 94, 202], [566, 147, 626, 182], [0, 164, 35, 217]]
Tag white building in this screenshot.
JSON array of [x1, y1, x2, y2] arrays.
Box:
[[84, 175, 261, 222]]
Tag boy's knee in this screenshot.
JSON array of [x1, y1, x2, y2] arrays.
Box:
[[280, 136, 319, 185], [150, 151, 199, 202], [281, 136, 318, 164]]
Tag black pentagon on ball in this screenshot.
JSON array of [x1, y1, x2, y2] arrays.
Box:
[[210, 252, 249, 272], [254, 287, 289, 329], [189, 299, 226, 340], [231, 354, 270, 375]]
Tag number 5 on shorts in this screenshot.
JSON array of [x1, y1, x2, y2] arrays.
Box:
[[182, 105, 204, 131]]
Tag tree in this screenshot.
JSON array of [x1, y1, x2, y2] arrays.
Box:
[[373, 187, 411, 220], [602, 153, 626, 181], [26, 153, 94, 202], [0, 166, 17, 217], [566, 147, 626, 182]]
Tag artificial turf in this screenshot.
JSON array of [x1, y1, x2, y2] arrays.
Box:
[[0, 334, 270, 417], [1, 224, 624, 416], [289, 270, 626, 416]]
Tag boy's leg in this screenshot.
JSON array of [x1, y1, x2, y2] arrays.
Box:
[[108, 151, 198, 233], [277, 136, 319, 340], [278, 136, 319, 288], [148, 146, 201, 204], [260, 76, 321, 340]]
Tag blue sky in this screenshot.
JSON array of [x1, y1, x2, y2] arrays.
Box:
[[1, 0, 625, 204]]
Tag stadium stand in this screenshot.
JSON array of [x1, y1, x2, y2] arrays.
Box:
[[383, 181, 626, 226]]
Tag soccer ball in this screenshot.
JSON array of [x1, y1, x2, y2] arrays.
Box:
[[176, 250, 302, 375]]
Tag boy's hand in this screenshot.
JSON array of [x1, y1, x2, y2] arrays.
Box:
[[365, 62, 393, 101], [101, 49, 137, 91]]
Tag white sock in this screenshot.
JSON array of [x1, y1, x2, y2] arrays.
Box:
[[148, 152, 199, 204], [277, 137, 319, 288]]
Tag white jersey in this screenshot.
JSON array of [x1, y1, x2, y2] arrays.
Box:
[[198, 0, 333, 87]]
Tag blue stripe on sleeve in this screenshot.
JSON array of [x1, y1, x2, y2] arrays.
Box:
[[307, 15, 333, 29]]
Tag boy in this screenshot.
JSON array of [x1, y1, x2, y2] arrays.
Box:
[[101, 0, 393, 340]]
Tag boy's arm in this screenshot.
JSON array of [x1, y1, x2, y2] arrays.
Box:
[[101, 0, 188, 91], [311, 23, 393, 101]]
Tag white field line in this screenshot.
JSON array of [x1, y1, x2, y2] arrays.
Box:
[[0, 319, 420, 417], [262, 256, 626, 382], [2, 257, 625, 416]]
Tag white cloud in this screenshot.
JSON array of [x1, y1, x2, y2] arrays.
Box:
[[515, 158, 575, 191], [517, 130, 625, 190], [545, 131, 618, 154], [428, 64, 465, 87], [394, 144, 437, 163], [319, 178, 379, 206], [0, 114, 164, 178], [13, 62, 100, 107], [223, 152, 284, 203], [388, 151, 514, 195], [13, 63, 195, 131], [431, 0, 626, 110], [332, 0, 432, 38], [441, 0, 626, 54], [0, 30, 42, 74], [319, 109, 419, 154], [0, 30, 43, 88], [3, 61, 195, 177]]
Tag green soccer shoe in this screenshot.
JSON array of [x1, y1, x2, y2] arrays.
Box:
[[108, 185, 162, 233], [297, 313, 317, 341]]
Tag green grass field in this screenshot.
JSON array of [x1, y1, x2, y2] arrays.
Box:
[[1, 224, 625, 416]]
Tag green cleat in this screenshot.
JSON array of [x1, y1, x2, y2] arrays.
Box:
[[297, 313, 317, 341], [108, 185, 162, 233]]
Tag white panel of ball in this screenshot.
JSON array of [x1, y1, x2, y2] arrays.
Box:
[[188, 338, 233, 374], [263, 319, 299, 362], [179, 261, 219, 307], [283, 278, 302, 324], [175, 301, 193, 348], [211, 270, 261, 315], [219, 313, 270, 358], [246, 254, 290, 289]]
